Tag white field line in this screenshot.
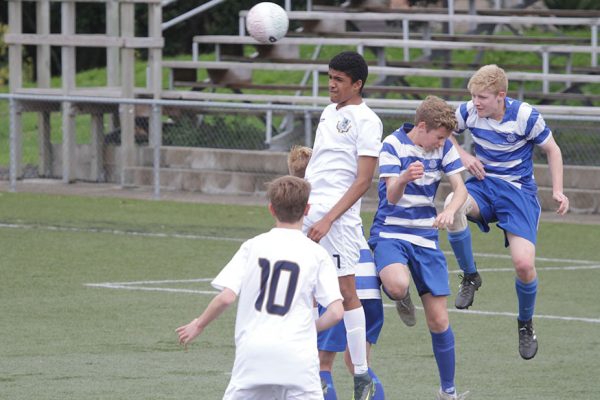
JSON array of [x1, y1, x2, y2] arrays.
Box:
[[382, 303, 600, 324], [85, 270, 600, 324], [0, 223, 246, 242], [3, 222, 599, 266]]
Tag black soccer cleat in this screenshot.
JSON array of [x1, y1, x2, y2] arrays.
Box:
[[455, 272, 482, 309], [353, 371, 375, 400], [518, 319, 538, 360]]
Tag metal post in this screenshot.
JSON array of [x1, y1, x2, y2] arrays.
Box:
[[592, 24, 598, 68], [9, 98, 19, 192], [542, 51, 549, 94], [402, 19, 409, 62], [447, 0, 454, 36], [152, 103, 162, 200], [304, 111, 312, 147], [265, 105, 273, 145]]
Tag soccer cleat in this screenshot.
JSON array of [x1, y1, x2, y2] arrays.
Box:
[[436, 389, 471, 399], [518, 319, 538, 360], [353, 371, 376, 400], [454, 272, 482, 309], [395, 290, 416, 326]]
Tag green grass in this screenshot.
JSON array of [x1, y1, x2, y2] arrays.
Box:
[[1, 192, 599, 399]]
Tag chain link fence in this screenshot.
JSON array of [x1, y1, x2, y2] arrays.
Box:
[[1, 94, 599, 197]]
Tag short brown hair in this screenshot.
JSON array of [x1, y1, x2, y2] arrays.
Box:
[[287, 145, 313, 178], [467, 64, 508, 95], [414, 95, 457, 133], [267, 175, 311, 223]]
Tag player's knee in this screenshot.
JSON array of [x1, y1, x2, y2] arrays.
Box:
[[382, 282, 408, 301], [514, 258, 536, 281], [444, 192, 471, 232], [426, 313, 449, 333]]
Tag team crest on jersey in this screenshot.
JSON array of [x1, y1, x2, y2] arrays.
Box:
[[506, 133, 517, 143], [425, 159, 439, 171], [337, 118, 352, 133]]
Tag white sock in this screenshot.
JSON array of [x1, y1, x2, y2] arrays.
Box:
[[344, 307, 368, 375]]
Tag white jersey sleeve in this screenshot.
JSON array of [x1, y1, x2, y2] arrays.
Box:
[[211, 240, 250, 294]]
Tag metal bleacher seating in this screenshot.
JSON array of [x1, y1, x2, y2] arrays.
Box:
[[161, 4, 600, 108]]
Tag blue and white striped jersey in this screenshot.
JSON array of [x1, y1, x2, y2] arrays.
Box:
[[455, 97, 552, 194], [369, 124, 464, 250]]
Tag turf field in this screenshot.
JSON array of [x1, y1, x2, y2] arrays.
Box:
[[1, 192, 599, 400]]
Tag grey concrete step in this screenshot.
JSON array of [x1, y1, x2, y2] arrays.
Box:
[[129, 147, 600, 214]]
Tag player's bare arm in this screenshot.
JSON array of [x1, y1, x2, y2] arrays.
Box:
[[434, 174, 468, 230], [307, 155, 378, 243], [449, 135, 485, 180], [176, 288, 237, 347], [315, 299, 344, 332], [386, 160, 425, 204], [539, 136, 569, 215]]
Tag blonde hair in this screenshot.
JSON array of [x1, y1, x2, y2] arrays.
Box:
[[287, 145, 313, 178], [467, 64, 508, 95], [414, 95, 457, 133], [267, 175, 311, 223]]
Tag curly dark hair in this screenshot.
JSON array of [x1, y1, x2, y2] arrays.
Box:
[[329, 51, 368, 91]]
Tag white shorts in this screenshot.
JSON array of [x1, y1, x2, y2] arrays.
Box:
[[223, 384, 323, 400], [303, 203, 367, 277]]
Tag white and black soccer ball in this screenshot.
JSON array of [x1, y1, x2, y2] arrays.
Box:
[[246, 2, 289, 44]]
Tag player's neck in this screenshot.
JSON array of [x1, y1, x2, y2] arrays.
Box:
[[274, 220, 303, 230], [336, 95, 363, 109]]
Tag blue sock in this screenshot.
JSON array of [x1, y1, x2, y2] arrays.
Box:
[[516, 278, 537, 321], [448, 228, 477, 274], [320, 370, 337, 400], [369, 368, 385, 400], [431, 327, 456, 395]]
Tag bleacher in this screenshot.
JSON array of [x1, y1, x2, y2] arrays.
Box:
[[161, 3, 600, 108]]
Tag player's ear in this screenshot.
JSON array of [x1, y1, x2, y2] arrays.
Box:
[[268, 203, 277, 217], [304, 203, 310, 216]]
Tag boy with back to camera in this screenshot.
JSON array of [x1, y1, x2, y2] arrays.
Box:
[[444, 64, 569, 360], [368, 96, 469, 400], [176, 175, 344, 400], [289, 146, 386, 400], [302, 50, 384, 400]]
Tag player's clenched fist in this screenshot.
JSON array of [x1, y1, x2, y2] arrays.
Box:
[[401, 161, 425, 183]]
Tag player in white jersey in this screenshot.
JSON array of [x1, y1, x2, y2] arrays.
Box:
[[288, 146, 385, 400], [444, 64, 570, 360], [176, 176, 344, 400], [368, 96, 469, 400], [303, 51, 383, 400]]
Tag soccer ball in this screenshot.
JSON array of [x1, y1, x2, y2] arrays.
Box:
[[246, 2, 289, 44]]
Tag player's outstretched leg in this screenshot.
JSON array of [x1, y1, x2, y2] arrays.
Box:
[[445, 193, 481, 309], [516, 277, 539, 360]]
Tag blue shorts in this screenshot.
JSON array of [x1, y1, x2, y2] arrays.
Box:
[[317, 299, 384, 352], [466, 176, 541, 246], [371, 238, 450, 297]]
